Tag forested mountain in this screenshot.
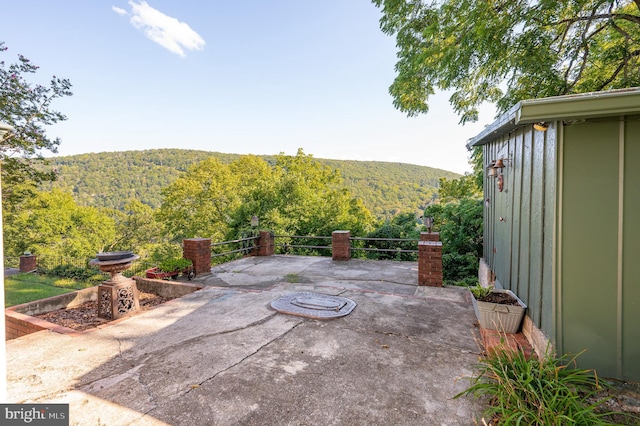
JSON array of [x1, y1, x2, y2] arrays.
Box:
[[43, 149, 460, 218]]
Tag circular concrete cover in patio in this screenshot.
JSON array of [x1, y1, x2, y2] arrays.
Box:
[[270, 292, 356, 319]]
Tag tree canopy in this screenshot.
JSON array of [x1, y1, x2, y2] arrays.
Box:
[[157, 150, 376, 243], [0, 42, 72, 202], [373, 0, 640, 122]]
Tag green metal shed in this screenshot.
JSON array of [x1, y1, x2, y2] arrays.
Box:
[[468, 88, 640, 381]]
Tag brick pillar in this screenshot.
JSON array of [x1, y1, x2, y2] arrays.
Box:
[[183, 238, 211, 275], [257, 231, 274, 256], [420, 232, 440, 242], [418, 240, 443, 287], [332, 230, 351, 261], [19, 255, 37, 273]]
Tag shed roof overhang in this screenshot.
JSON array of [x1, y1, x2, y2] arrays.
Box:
[[467, 87, 640, 148]]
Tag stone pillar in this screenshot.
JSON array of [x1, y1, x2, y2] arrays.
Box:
[[257, 231, 274, 256], [418, 240, 443, 287], [183, 238, 211, 275], [420, 232, 440, 242], [19, 255, 37, 273], [332, 231, 351, 261]]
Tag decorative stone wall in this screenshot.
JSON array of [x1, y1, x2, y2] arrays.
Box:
[[332, 231, 351, 261], [183, 238, 211, 275]]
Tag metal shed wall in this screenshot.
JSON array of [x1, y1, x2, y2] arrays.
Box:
[[558, 115, 640, 380], [482, 124, 556, 340]]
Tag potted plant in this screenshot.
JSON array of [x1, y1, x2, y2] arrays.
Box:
[[470, 285, 527, 333], [145, 258, 194, 280]]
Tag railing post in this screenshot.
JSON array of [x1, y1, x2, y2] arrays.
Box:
[[257, 231, 274, 256], [418, 238, 443, 287], [183, 238, 211, 275], [332, 230, 351, 261]]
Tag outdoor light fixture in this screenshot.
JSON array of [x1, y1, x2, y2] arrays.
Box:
[[486, 161, 498, 178], [533, 122, 549, 131], [251, 215, 259, 228]]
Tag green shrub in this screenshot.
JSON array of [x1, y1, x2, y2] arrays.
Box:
[[455, 349, 619, 425], [158, 258, 192, 273]]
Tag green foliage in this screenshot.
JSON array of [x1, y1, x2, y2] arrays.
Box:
[[42, 149, 459, 218], [158, 258, 192, 273], [469, 285, 493, 300], [46, 264, 105, 283], [3, 189, 116, 260], [425, 198, 483, 284], [455, 350, 620, 425], [373, 1, 640, 121], [363, 212, 423, 261], [0, 42, 72, 204], [158, 149, 377, 243]]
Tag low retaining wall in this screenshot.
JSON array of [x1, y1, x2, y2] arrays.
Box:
[[5, 279, 203, 340]]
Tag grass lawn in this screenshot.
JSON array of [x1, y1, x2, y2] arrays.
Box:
[[4, 273, 95, 307]]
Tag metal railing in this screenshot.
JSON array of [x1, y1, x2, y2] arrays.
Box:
[[350, 237, 419, 254], [210, 236, 259, 258], [273, 235, 332, 254]]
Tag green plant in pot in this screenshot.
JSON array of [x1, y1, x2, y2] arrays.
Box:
[[158, 258, 192, 274]]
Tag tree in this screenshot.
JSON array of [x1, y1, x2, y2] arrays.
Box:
[[4, 189, 115, 260], [373, 0, 640, 122], [157, 150, 376, 246], [0, 42, 72, 202], [424, 198, 483, 284]]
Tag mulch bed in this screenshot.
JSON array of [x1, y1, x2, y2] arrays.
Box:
[[34, 291, 173, 331]]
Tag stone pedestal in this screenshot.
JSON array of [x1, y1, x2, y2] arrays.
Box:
[[98, 278, 140, 320], [89, 254, 140, 320]]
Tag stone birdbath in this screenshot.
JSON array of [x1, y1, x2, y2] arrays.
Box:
[[89, 251, 140, 320]]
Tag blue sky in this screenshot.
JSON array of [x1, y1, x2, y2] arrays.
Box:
[[2, 0, 496, 174]]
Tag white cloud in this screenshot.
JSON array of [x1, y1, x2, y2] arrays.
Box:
[[112, 6, 128, 16], [126, 1, 205, 57]]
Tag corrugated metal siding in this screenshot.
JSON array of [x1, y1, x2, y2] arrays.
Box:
[[483, 124, 556, 337]]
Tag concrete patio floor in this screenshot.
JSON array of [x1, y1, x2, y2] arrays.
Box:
[[7, 255, 486, 425]]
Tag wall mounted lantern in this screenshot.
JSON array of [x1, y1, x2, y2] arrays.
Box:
[[251, 215, 259, 228], [533, 122, 549, 132]]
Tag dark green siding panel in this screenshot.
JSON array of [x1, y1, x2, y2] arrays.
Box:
[[541, 125, 556, 338], [492, 135, 512, 287], [528, 128, 546, 326], [561, 121, 620, 376], [518, 130, 534, 304], [509, 133, 524, 291], [622, 117, 640, 381]]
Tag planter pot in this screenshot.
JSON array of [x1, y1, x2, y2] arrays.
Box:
[[471, 289, 527, 334]]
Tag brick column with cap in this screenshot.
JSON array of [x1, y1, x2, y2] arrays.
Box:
[[257, 231, 274, 256], [183, 238, 211, 275], [418, 240, 443, 287], [332, 230, 351, 261], [19, 255, 37, 273]]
